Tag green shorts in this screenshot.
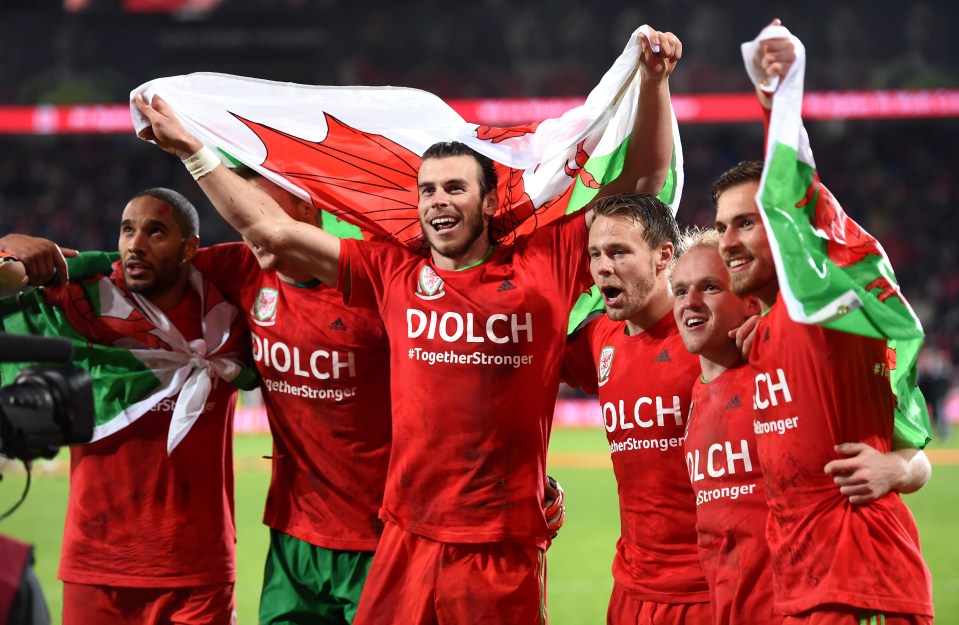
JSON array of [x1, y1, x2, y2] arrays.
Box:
[[259, 529, 375, 625]]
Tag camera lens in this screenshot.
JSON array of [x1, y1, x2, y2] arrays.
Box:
[[0, 365, 94, 461]]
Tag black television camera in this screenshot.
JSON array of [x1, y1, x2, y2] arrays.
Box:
[[0, 333, 94, 462]]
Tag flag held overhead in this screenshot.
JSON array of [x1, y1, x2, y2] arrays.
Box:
[[740, 25, 931, 447]]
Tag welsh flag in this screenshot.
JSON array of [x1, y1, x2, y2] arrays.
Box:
[[130, 25, 683, 332], [742, 27, 931, 447], [0, 254, 257, 453]]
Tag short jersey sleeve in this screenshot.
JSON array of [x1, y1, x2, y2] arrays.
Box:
[[562, 317, 599, 395]]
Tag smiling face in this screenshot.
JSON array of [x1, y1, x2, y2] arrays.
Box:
[[589, 213, 672, 331], [118, 195, 197, 308], [714, 180, 779, 307], [672, 244, 756, 362], [417, 155, 496, 270]]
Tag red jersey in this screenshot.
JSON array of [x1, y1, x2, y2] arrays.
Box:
[[195, 244, 392, 551], [337, 211, 592, 550], [563, 312, 709, 603], [749, 296, 933, 616], [59, 289, 239, 587], [685, 363, 778, 625]]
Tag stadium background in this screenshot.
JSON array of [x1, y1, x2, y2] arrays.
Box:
[[1, 1, 957, 623]]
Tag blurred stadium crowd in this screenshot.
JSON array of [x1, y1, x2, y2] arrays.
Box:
[[0, 1, 954, 103], [1, 0, 956, 430]]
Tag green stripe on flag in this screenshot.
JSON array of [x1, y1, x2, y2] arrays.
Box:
[[657, 146, 680, 207], [320, 210, 364, 240], [564, 138, 628, 214], [65, 251, 119, 284], [0, 288, 162, 427], [760, 139, 930, 448], [562, 135, 681, 217], [762, 144, 923, 340]]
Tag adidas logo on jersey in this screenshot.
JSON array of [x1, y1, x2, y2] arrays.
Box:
[[653, 349, 671, 363], [329, 318, 347, 331], [724, 395, 742, 410], [497, 280, 517, 292]]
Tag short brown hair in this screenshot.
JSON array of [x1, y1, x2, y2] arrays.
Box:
[[591, 193, 679, 249], [710, 160, 764, 208], [421, 141, 498, 196]]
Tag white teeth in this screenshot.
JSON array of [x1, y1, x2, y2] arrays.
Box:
[[728, 258, 748, 268], [685, 319, 705, 328], [431, 217, 456, 227]]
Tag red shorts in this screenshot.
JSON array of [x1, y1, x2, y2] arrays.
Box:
[[62, 581, 235, 625], [607, 582, 711, 625], [353, 521, 546, 625], [782, 606, 933, 625]]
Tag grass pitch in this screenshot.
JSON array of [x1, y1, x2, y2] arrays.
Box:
[[2, 428, 956, 624]]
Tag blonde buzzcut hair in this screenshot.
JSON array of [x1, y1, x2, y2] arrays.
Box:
[[667, 226, 721, 281]]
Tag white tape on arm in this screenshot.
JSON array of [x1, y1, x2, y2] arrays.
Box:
[[182, 146, 222, 181]]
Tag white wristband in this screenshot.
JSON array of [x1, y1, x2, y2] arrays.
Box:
[[182, 146, 221, 181]]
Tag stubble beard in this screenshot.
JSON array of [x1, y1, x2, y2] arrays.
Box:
[[729, 264, 775, 299], [423, 204, 487, 260]]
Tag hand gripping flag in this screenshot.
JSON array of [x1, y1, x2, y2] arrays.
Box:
[[130, 25, 683, 332], [741, 26, 931, 447], [0, 255, 257, 454]]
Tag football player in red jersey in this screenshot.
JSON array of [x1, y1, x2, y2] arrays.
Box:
[[714, 158, 934, 624], [136, 25, 680, 625], [562, 193, 712, 625], [2, 190, 250, 625], [191, 170, 394, 625], [671, 228, 775, 625]]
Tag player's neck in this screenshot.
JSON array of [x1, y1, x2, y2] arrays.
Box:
[[624, 287, 672, 336], [277, 267, 316, 285], [757, 283, 779, 312], [144, 272, 192, 312], [698, 346, 742, 382], [431, 239, 494, 272]]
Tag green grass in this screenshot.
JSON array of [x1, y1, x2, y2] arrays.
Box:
[[1, 427, 956, 624]]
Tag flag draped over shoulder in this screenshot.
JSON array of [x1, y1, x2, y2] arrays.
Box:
[[130, 25, 683, 332], [741, 27, 931, 448], [0, 257, 257, 453]]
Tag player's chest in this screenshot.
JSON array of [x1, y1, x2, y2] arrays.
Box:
[[391, 264, 562, 348]]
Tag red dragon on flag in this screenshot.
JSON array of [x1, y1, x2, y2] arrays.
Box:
[[796, 173, 905, 305], [235, 113, 598, 251]]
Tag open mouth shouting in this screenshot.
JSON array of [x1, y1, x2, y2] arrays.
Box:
[[601, 285, 624, 307]]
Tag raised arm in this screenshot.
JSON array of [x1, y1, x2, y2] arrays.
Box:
[[751, 19, 798, 109], [133, 95, 343, 288], [584, 26, 681, 227]]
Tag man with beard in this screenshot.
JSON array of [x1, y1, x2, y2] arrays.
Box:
[[0, 188, 252, 625], [133, 26, 680, 625], [713, 161, 934, 623], [561, 194, 711, 625], [671, 229, 931, 625], [5, 174, 566, 625]]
